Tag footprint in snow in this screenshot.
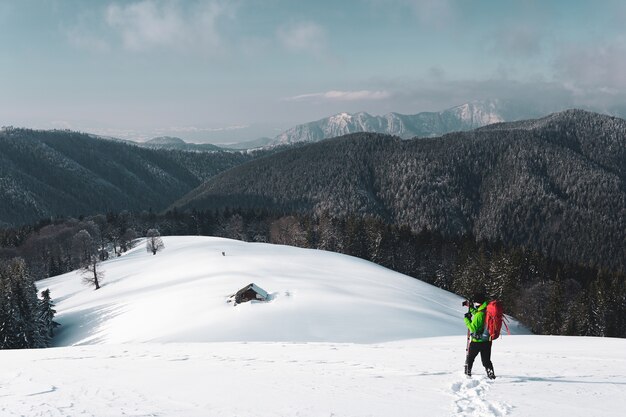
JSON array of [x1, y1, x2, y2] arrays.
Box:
[[451, 377, 511, 417]]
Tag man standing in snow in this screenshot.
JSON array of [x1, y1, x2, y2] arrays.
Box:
[[463, 292, 496, 379]]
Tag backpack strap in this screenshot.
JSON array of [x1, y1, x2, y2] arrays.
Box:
[[502, 315, 511, 336], [469, 309, 488, 341]]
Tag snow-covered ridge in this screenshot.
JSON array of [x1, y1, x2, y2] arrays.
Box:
[[39, 235, 526, 345], [272, 100, 508, 145], [448, 101, 505, 126]]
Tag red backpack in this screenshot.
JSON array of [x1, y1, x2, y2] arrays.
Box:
[[484, 300, 510, 340]]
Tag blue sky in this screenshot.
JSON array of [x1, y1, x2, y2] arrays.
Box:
[[1, 0, 625, 142]]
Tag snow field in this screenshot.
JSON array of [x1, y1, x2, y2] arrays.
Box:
[[1, 336, 625, 417], [1, 236, 623, 416], [40, 236, 517, 345]]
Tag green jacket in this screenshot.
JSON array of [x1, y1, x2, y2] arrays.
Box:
[[464, 302, 488, 342]]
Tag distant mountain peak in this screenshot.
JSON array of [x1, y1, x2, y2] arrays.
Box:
[[329, 112, 354, 125], [445, 100, 505, 127], [145, 136, 187, 145], [270, 100, 516, 146]]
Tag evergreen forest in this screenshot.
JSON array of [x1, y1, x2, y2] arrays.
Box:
[[1, 110, 625, 347]]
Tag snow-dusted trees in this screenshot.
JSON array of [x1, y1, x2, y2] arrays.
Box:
[[0, 128, 255, 228], [5, 214, 145, 280], [1, 202, 625, 337], [146, 229, 164, 255], [217, 214, 246, 241], [269, 216, 307, 246], [0, 258, 56, 349], [72, 229, 96, 267], [120, 228, 138, 253], [38, 289, 60, 342], [317, 215, 343, 253], [90, 215, 109, 261]]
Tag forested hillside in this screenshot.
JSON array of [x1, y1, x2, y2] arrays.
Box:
[[174, 110, 626, 272], [0, 128, 262, 226], [2, 208, 624, 339], [2, 111, 625, 342]]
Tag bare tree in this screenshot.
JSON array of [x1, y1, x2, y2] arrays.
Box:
[[146, 229, 164, 255], [71, 229, 104, 290], [81, 254, 103, 290]]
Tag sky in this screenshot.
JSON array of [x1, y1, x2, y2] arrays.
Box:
[[1, 0, 626, 143]]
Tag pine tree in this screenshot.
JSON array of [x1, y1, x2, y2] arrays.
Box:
[[0, 258, 46, 349], [544, 273, 564, 334], [37, 289, 60, 345], [589, 272, 609, 336], [488, 248, 521, 306]]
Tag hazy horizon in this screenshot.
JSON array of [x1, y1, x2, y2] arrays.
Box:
[[2, 0, 626, 143]]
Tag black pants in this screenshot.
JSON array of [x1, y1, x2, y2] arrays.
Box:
[[465, 341, 493, 372]]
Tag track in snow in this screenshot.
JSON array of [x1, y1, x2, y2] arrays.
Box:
[[451, 377, 511, 417]]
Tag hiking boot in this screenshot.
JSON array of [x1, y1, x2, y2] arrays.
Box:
[[486, 367, 496, 380], [464, 364, 472, 378]]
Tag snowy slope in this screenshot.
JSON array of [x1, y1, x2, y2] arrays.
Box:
[[1, 236, 624, 417], [1, 336, 625, 417], [38, 236, 497, 345]]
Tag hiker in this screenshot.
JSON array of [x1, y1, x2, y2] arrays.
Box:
[[463, 292, 496, 379]]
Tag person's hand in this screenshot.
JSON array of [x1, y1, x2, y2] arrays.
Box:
[[464, 312, 472, 320]]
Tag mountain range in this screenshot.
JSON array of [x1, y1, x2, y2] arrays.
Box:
[[2, 110, 625, 271], [173, 109, 626, 271], [269, 99, 541, 146], [134, 100, 541, 150]]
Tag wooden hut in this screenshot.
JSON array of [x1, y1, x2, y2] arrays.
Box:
[[232, 283, 269, 305]]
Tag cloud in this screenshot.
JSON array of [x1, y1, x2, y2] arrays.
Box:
[[555, 38, 626, 92], [279, 80, 605, 119], [69, 0, 233, 53], [373, 76, 626, 119], [277, 21, 328, 56], [285, 90, 392, 102], [305, 76, 587, 118], [274, 78, 624, 125], [106, 1, 187, 50]]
